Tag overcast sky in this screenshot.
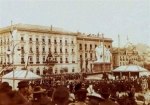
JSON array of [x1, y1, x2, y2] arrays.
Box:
[[0, 0, 149, 47]]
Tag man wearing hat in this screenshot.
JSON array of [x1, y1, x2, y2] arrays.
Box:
[[32, 86, 52, 105], [11, 80, 32, 105], [99, 86, 119, 105]]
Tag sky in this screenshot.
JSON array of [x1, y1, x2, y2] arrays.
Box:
[[0, 0, 149, 47]]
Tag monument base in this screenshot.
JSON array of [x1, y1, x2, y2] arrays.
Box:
[[93, 62, 111, 73]]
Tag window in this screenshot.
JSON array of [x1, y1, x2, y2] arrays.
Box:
[[65, 49, 67, 53], [66, 58, 68, 63], [21, 37, 24, 41], [30, 56, 33, 62], [21, 57, 24, 64], [60, 57, 63, 63], [43, 47, 45, 52], [72, 49, 74, 53], [29, 38, 32, 41], [90, 53, 92, 60], [54, 47, 57, 53], [36, 57, 39, 62], [30, 47, 33, 52], [71, 40, 73, 44], [48, 39, 51, 43], [79, 44, 82, 50], [42, 38, 45, 42], [95, 45, 97, 48], [85, 53, 87, 58], [36, 38, 38, 42], [49, 47, 51, 52], [90, 44, 92, 50], [21, 47, 24, 53], [60, 48, 62, 53], [54, 39, 57, 44], [80, 55, 82, 58], [72, 68, 74, 72], [36, 47, 39, 52], [43, 56, 45, 62], [85, 44, 87, 50], [65, 40, 67, 44], [60, 40, 62, 44]]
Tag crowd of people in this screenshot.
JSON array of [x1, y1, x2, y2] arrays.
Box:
[[0, 73, 150, 105]]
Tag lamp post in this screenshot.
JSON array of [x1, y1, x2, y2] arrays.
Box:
[[6, 22, 21, 90]]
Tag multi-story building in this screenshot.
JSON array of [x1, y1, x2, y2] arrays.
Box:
[[0, 23, 113, 75], [112, 42, 145, 69]]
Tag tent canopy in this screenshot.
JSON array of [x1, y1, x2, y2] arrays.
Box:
[[2, 70, 42, 80], [113, 65, 148, 72]]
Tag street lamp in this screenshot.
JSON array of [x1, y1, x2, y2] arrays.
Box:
[[6, 22, 21, 90], [6, 42, 21, 90]]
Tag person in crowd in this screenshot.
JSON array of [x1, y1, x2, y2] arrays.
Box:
[[69, 82, 87, 105], [11, 80, 32, 105], [87, 91, 104, 105], [0, 82, 13, 105], [32, 86, 52, 105], [52, 85, 70, 105], [99, 86, 119, 105]]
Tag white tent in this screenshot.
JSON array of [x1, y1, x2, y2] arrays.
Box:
[[1, 70, 42, 90], [113, 65, 148, 72], [112, 65, 150, 78]]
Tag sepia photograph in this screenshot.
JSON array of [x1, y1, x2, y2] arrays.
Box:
[[0, 0, 149, 105]]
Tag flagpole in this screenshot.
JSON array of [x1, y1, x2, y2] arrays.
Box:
[[102, 33, 105, 72], [118, 35, 120, 67]]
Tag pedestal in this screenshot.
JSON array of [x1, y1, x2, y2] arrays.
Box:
[[93, 62, 111, 73]]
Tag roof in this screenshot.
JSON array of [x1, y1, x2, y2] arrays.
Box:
[[113, 65, 148, 72], [0, 23, 77, 35], [2, 70, 41, 80]]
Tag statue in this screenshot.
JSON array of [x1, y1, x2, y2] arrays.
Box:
[[95, 42, 112, 63]]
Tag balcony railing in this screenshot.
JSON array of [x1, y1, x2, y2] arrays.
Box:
[[29, 41, 32, 43], [66, 61, 68, 63], [21, 61, 25, 64], [36, 61, 40, 64], [29, 62, 33, 64], [72, 61, 75, 63], [60, 61, 63, 63]]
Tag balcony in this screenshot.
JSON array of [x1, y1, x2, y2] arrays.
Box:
[[65, 43, 68, 46], [79, 49, 83, 52], [29, 41, 32, 44], [36, 41, 40, 45], [70, 43, 75, 46], [66, 61, 68, 63], [60, 43, 63, 46], [42, 51, 46, 55], [36, 61, 40, 64], [60, 61, 63, 63], [42, 42, 46, 45], [20, 40, 25, 44], [29, 62, 33, 64], [29, 51, 34, 55], [85, 49, 88, 52], [72, 61, 75, 63], [89, 49, 93, 53], [21, 61, 25, 64]]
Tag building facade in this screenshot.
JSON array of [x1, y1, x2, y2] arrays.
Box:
[[0, 24, 113, 75]]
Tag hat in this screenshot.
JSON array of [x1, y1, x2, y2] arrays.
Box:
[[0, 82, 12, 92], [87, 92, 104, 100], [100, 86, 110, 95], [52, 86, 69, 105], [17, 81, 29, 88], [33, 86, 46, 93]]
